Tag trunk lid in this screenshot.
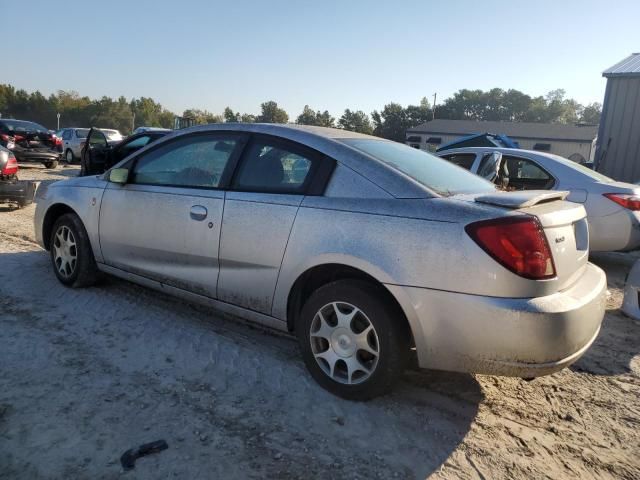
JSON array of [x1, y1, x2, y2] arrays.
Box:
[[474, 190, 589, 290], [14, 131, 56, 151]]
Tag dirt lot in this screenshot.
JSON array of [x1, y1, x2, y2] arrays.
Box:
[[1, 165, 639, 479]]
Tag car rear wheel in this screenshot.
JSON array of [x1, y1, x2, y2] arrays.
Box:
[[50, 213, 100, 287], [65, 149, 75, 164], [297, 279, 408, 400], [44, 160, 58, 169]]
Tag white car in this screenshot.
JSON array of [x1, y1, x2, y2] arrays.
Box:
[[99, 129, 123, 143], [438, 147, 640, 252]]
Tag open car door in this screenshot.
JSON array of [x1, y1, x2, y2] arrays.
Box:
[[80, 128, 111, 176]]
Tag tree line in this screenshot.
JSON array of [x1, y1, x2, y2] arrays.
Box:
[[0, 84, 601, 142]]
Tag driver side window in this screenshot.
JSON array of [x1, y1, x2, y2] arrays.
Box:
[[131, 135, 238, 188], [88, 129, 107, 147]]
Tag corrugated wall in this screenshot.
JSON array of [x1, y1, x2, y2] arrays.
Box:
[[596, 76, 640, 182]]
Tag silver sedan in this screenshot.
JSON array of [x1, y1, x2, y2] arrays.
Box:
[[34, 124, 606, 399], [437, 147, 640, 252]]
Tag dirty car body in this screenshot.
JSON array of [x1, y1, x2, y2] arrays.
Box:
[[35, 124, 606, 398]]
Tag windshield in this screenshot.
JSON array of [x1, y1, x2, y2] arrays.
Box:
[[341, 139, 496, 195], [545, 153, 613, 183], [2, 120, 48, 133]]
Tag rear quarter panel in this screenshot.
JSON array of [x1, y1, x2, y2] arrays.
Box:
[[271, 197, 571, 322]]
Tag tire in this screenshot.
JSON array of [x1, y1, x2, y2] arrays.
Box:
[[296, 279, 409, 400], [44, 160, 58, 169], [49, 213, 100, 288], [65, 149, 75, 164]]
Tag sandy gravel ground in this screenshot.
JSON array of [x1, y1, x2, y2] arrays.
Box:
[[0, 165, 639, 479]]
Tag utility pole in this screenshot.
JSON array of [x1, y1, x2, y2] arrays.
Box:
[[57, 113, 61, 129], [132, 112, 136, 133], [432, 93, 437, 120]]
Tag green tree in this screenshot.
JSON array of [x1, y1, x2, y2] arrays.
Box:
[[296, 105, 317, 125], [371, 103, 409, 141], [405, 97, 432, 126], [296, 105, 335, 127], [257, 101, 288, 123], [224, 107, 240, 122], [580, 102, 602, 124], [338, 109, 373, 134], [182, 108, 223, 125]]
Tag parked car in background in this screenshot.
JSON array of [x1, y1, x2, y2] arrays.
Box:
[[437, 147, 640, 252], [0, 119, 62, 169], [132, 126, 172, 135], [58, 127, 90, 164], [100, 129, 123, 142], [35, 124, 606, 399], [80, 127, 171, 176], [0, 145, 36, 208]]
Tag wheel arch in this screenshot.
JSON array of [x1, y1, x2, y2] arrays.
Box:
[[285, 263, 416, 351], [42, 203, 79, 250]]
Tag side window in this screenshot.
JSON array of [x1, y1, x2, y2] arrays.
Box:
[[62, 130, 72, 140], [502, 156, 554, 190], [124, 135, 152, 150], [88, 129, 107, 147], [442, 153, 476, 170], [232, 140, 315, 193], [131, 135, 237, 188]]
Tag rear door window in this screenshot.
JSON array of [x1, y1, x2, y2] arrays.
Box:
[[502, 156, 555, 190], [231, 139, 317, 193]]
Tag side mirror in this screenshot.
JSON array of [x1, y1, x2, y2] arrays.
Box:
[[109, 168, 129, 184]]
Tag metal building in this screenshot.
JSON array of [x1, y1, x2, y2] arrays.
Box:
[[595, 53, 640, 182]]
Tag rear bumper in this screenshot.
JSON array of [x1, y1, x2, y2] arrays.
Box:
[[387, 262, 607, 377], [13, 149, 61, 163]]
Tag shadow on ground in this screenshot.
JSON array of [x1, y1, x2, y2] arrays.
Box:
[[571, 252, 640, 376], [0, 249, 482, 479]]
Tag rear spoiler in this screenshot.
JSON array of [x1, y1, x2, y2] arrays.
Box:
[[474, 190, 569, 209]]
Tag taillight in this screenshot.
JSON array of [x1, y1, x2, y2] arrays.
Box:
[[604, 193, 640, 211], [54, 136, 62, 146], [1, 153, 18, 175], [0, 133, 11, 142], [465, 216, 556, 280]]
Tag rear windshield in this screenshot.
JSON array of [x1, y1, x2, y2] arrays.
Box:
[[341, 139, 496, 195], [1, 120, 48, 133], [75, 129, 90, 138], [545, 153, 613, 183]]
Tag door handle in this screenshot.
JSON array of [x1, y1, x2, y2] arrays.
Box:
[[190, 205, 208, 221]]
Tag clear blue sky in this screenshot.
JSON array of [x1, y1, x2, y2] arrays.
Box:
[[3, 0, 639, 117]]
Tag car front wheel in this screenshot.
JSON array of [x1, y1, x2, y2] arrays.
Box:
[[49, 213, 100, 287], [65, 149, 75, 164], [297, 279, 409, 400], [44, 160, 58, 169]]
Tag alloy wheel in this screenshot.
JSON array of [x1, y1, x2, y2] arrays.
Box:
[[53, 225, 77, 279], [66, 150, 73, 163], [309, 302, 380, 384]]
